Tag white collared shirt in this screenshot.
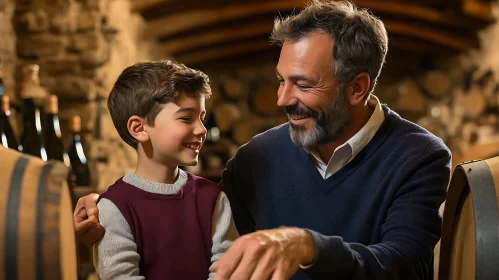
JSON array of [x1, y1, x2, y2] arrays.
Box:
[[307, 95, 385, 179]]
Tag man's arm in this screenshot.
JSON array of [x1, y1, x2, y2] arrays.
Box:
[[209, 192, 240, 280], [302, 148, 450, 279], [93, 198, 144, 280], [218, 148, 256, 235]]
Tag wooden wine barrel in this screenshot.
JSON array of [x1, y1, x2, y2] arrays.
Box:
[[0, 147, 77, 280], [439, 157, 499, 280]]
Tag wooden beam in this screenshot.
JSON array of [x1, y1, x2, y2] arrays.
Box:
[[383, 20, 479, 51], [175, 39, 275, 65], [462, 0, 494, 22], [159, 22, 274, 54], [161, 18, 477, 59], [131, 0, 167, 12], [143, 0, 482, 40], [388, 36, 449, 55], [172, 29, 461, 66]]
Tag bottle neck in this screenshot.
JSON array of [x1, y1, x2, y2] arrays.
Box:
[[46, 113, 62, 138], [0, 77, 4, 96], [70, 132, 81, 144], [69, 132, 87, 164], [23, 99, 44, 133]]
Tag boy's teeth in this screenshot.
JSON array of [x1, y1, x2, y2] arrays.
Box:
[[185, 144, 199, 150]]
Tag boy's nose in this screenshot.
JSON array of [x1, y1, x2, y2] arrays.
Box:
[[194, 120, 207, 137]]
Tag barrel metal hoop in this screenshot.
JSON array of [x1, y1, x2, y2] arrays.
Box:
[[5, 156, 29, 280], [463, 160, 499, 280], [36, 161, 55, 280]]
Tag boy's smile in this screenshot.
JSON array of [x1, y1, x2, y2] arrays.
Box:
[[183, 141, 203, 154]]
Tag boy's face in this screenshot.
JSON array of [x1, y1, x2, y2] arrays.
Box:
[[145, 94, 207, 167]]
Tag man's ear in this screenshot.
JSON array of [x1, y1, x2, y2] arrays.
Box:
[[347, 73, 371, 105], [127, 115, 149, 143]]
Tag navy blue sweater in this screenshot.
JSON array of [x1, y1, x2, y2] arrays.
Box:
[[220, 105, 451, 280]]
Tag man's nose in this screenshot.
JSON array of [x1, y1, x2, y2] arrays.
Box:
[[277, 84, 297, 108]]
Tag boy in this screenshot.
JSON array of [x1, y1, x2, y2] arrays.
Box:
[[93, 61, 239, 280]]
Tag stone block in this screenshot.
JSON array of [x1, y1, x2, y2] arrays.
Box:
[[77, 10, 100, 31], [14, 9, 50, 33], [82, 0, 109, 12], [99, 107, 119, 140], [80, 43, 110, 68], [16, 34, 68, 58], [81, 68, 97, 78], [50, 13, 77, 34], [39, 74, 57, 89], [53, 76, 96, 100], [70, 31, 103, 51], [40, 55, 81, 75]]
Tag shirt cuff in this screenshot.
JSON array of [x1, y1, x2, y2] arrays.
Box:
[[299, 229, 320, 270]]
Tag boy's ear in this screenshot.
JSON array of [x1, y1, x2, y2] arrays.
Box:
[[127, 115, 149, 143]]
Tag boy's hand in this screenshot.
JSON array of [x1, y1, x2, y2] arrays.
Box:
[[212, 227, 315, 280], [73, 193, 105, 246]]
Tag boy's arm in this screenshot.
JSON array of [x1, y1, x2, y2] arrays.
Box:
[[209, 191, 240, 280], [93, 198, 144, 280]]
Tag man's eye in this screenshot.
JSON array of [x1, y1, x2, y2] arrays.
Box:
[[277, 79, 284, 84], [201, 118, 206, 124], [297, 84, 310, 89]]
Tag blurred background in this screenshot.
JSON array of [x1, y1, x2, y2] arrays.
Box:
[[0, 0, 498, 279]]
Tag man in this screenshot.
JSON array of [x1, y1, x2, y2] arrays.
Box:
[[74, 1, 451, 279]]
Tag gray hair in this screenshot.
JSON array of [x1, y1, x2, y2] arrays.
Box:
[[270, 0, 388, 97]]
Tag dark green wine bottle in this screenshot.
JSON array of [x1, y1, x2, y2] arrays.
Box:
[[0, 95, 19, 150], [205, 111, 220, 143], [19, 64, 47, 160], [67, 115, 91, 186], [0, 63, 4, 97], [44, 94, 69, 165]]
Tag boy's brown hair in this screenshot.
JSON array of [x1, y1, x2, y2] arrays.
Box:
[[108, 60, 211, 149]]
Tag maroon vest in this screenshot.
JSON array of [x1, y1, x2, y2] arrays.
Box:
[[99, 173, 221, 280]]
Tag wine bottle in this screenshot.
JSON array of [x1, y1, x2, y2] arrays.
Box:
[[67, 115, 91, 186], [205, 111, 220, 143], [0, 95, 19, 150], [19, 64, 47, 160], [0, 63, 4, 97], [44, 94, 69, 165]]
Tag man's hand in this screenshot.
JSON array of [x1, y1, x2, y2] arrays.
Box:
[[73, 193, 105, 246], [212, 227, 315, 280]]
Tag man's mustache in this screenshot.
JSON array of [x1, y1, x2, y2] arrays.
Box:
[[284, 104, 319, 118]]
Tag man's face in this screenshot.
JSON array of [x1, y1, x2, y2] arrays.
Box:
[[276, 32, 351, 149]]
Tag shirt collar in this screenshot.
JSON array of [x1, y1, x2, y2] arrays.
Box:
[[305, 95, 385, 165], [346, 95, 384, 159]]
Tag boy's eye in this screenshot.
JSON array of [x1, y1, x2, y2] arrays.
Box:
[[180, 117, 191, 121], [201, 118, 206, 124]]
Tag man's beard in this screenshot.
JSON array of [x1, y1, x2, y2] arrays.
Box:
[[285, 89, 351, 150]]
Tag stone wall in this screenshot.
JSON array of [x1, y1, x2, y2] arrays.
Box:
[[0, 0, 17, 130], [389, 3, 499, 168], [12, 0, 158, 192]]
